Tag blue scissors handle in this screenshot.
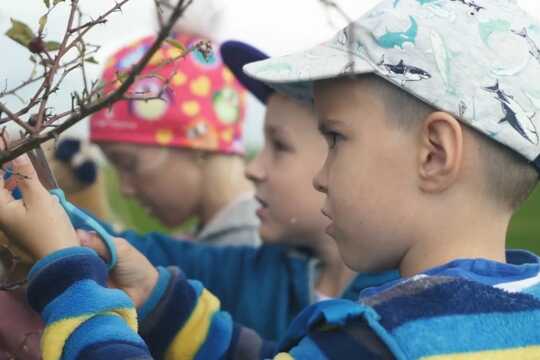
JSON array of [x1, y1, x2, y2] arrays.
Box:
[[50, 188, 117, 270]]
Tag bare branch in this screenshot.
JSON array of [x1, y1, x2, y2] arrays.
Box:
[[318, 0, 355, 75], [0, 74, 47, 100], [319, 0, 353, 23], [154, 0, 166, 28], [0, 103, 34, 134], [0, 0, 193, 164], [34, 0, 81, 131], [69, 18, 108, 34], [62, 0, 131, 56]]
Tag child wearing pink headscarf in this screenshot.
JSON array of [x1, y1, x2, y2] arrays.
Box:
[[90, 33, 259, 246]]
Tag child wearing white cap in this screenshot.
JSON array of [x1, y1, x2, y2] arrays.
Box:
[[3, 0, 540, 358]]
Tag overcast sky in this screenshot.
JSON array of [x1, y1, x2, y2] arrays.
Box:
[[0, 0, 539, 148]]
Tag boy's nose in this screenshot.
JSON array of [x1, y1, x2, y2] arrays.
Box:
[[244, 153, 266, 184], [313, 167, 328, 194]]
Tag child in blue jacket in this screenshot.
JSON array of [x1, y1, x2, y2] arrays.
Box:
[[5, 0, 540, 358]]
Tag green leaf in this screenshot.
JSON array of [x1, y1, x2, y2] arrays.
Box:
[[5, 18, 35, 48], [53, 0, 65, 5], [165, 39, 186, 53], [45, 41, 61, 51], [43, 0, 50, 8], [85, 57, 99, 64], [38, 15, 48, 34]]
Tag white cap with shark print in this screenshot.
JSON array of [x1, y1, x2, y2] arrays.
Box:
[[243, 0, 540, 171]]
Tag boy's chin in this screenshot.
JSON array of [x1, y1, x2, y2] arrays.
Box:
[[259, 226, 285, 244], [342, 251, 399, 274], [259, 226, 302, 247]]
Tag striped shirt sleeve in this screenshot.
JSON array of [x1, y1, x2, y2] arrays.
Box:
[[27, 247, 152, 360], [140, 268, 394, 360], [27, 247, 393, 360]]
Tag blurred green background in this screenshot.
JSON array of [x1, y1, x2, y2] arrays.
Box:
[[507, 187, 540, 253], [104, 166, 540, 254]]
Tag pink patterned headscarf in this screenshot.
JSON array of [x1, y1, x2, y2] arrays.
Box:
[[90, 33, 247, 155]]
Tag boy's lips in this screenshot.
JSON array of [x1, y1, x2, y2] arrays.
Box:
[[321, 208, 333, 221], [255, 196, 268, 208], [321, 208, 336, 238], [325, 223, 336, 238], [255, 196, 269, 220]]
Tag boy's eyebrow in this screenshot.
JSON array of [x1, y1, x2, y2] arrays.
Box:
[[317, 117, 342, 132], [264, 123, 288, 139], [264, 123, 278, 135]]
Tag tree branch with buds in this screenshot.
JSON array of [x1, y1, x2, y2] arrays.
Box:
[[0, 0, 194, 164]]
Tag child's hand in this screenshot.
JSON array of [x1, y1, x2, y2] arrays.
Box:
[[0, 154, 79, 259], [77, 230, 158, 308]]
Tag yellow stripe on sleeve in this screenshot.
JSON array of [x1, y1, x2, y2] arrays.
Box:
[[274, 353, 295, 360], [42, 314, 93, 360], [422, 346, 540, 360], [165, 288, 221, 360], [115, 308, 138, 332], [41, 308, 138, 360]]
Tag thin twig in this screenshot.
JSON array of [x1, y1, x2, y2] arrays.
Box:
[[69, 18, 108, 34], [62, 0, 130, 56], [35, 0, 81, 131], [0, 103, 34, 134], [318, 0, 355, 74], [0, 74, 47, 99], [154, 0, 166, 28], [319, 0, 354, 23], [0, 0, 192, 164]]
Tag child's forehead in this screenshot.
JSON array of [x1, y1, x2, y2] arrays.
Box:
[[314, 78, 385, 114], [316, 76, 379, 97], [267, 94, 317, 124]]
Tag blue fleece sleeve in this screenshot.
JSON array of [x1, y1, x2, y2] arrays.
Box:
[[138, 266, 277, 360], [27, 247, 152, 360], [136, 267, 388, 360]]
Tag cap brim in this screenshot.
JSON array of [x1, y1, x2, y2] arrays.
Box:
[[220, 41, 274, 104], [243, 42, 375, 101]]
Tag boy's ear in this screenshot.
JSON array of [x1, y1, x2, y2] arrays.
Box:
[[417, 112, 463, 193]]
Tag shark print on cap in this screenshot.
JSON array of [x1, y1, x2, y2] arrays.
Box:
[[375, 16, 418, 49], [512, 28, 540, 65], [450, 0, 484, 15], [376, 56, 431, 85], [484, 81, 539, 145]]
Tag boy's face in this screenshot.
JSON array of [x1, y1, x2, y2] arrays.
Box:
[[100, 143, 203, 227], [245, 94, 331, 246], [313, 77, 419, 272]]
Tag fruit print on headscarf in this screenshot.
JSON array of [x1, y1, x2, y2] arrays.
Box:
[[189, 38, 222, 70], [89, 33, 247, 155], [213, 87, 240, 124], [129, 78, 173, 121], [185, 118, 219, 149]]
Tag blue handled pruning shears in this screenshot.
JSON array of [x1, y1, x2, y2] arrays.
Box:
[[27, 145, 117, 270]]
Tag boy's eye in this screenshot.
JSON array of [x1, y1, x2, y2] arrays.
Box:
[[114, 158, 138, 174], [271, 139, 290, 152], [323, 131, 342, 149]]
